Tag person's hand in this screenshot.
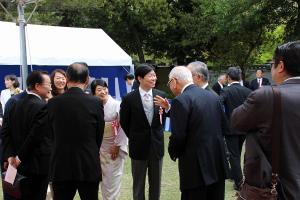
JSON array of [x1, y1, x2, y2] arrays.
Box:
[[110, 145, 120, 160], [8, 157, 17, 168], [8, 156, 21, 168], [154, 95, 170, 110]]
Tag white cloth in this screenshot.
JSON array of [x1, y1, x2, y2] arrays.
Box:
[[0, 89, 11, 113], [100, 95, 128, 200], [100, 151, 125, 200]]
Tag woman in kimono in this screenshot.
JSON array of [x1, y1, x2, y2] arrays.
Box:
[[91, 79, 128, 200]]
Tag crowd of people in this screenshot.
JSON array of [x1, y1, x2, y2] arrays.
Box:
[[0, 40, 299, 200]]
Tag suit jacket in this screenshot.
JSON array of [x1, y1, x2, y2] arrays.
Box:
[[231, 79, 300, 200], [120, 88, 166, 160], [169, 84, 227, 190], [2, 93, 51, 175], [212, 82, 224, 95], [48, 87, 105, 182], [241, 80, 250, 89], [249, 77, 270, 90], [220, 83, 251, 135]]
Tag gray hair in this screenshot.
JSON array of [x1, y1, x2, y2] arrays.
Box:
[[187, 61, 209, 81], [169, 66, 193, 82], [227, 67, 241, 81], [218, 74, 226, 81]]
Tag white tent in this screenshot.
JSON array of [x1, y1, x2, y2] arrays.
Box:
[[0, 21, 133, 98]]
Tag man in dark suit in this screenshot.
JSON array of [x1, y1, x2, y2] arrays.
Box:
[[120, 64, 166, 200], [2, 71, 52, 200], [212, 74, 227, 95], [163, 66, 227, 200], [249, 69, 270, 90], [1, 90, 28, 200], [48, 62, 105, 200], [220, 67, 251, 190], [231, 41, 300, 200]]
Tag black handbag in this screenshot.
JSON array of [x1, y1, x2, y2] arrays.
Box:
[[2, 171, 26, 199], [237, 86, 282, 200]]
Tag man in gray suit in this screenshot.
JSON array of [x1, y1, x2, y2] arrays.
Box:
[[231, 41, 300, 200]]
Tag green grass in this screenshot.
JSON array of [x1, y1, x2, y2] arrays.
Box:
[[0, 133, 237, 200]]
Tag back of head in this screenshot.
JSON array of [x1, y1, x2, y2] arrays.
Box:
[[66, 62, 89, 84], [187, 61, 209, 81], [274, 41, 300, 76], [26, 71, 48, 91], [124, 73, 135, 81], [169, 66, 193, 83], [134, 64, 154, 83], [227, 67, 241, 81]]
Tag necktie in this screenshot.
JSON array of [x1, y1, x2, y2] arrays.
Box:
[[143, 93, 153, 125]]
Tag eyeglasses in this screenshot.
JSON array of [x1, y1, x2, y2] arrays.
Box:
[[167, 78, 175, 87]]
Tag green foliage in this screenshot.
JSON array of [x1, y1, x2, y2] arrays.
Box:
[[0, 0, 299, 70]]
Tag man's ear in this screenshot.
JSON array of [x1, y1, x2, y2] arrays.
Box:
[[84, 76, 90, 88], [278, 61, 285, 74], [137, 76, 142, 83]]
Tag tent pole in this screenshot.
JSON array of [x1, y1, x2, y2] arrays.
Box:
[[17, 2, 28, 90]]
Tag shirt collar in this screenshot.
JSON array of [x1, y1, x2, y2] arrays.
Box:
[[201, 82, 209, 89], [218, 81, 223, 89], [139, 87, 152, 97], [181, 83, 193, 94], [228, 81, 240, 86], [284, 76, 300, 82], [27, 91, 42, 100]]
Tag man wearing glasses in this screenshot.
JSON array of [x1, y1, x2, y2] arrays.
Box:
[[155, 66, 227, 200]]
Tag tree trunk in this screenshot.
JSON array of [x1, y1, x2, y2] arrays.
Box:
[[122, 1, 145, 63], [294, 0, 300, 38], [131, 27, 145, 63]]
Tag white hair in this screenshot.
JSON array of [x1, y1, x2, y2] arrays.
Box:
[[169, 66, 193, 82]]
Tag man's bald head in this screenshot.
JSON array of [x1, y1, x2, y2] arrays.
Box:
[[66, 62, 89, 84]]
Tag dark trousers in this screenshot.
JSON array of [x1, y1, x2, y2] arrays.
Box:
[[225, 135, 245, 187], [19, 174, 48, 200], [181, 180, 225, 200], [52, 180, 99, 200], [131, 147, 163, 200]]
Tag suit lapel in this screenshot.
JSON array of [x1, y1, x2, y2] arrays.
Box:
[[134, 90, 151, 126], [152, 89, 159, 124]]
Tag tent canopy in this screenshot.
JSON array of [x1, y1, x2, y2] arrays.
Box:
[[0, 21, 133, 99], [0, 21, 132, 66]]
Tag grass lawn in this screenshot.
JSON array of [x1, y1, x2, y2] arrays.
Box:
[[0, 133, 237, 200]]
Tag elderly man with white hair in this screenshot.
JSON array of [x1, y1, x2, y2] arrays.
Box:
[[154, 66, 227, 200], [212, 74, 227, 95]]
